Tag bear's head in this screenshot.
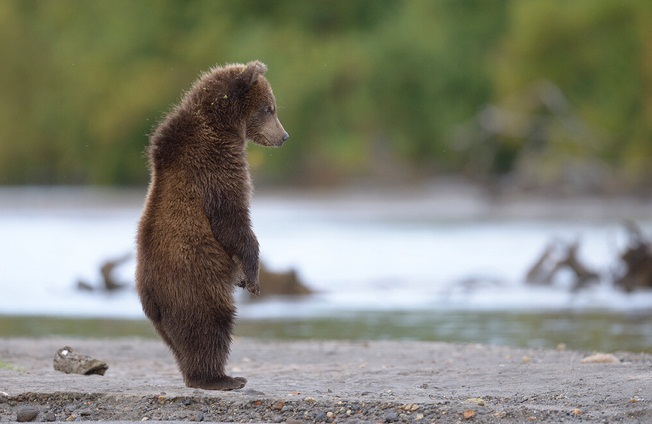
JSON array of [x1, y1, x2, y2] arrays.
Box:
[[192, 61, 289, 147], [233, 61, 289, 147]]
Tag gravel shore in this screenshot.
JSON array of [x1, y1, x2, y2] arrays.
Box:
[[1, 337, 651, 423]]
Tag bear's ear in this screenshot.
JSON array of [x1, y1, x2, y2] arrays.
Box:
[[238, 61, 268, 89]]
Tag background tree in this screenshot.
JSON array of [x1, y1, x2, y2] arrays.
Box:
[[0, 0, 650, 193]]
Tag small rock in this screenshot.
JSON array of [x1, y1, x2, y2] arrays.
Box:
[[463, 409, 476, 420], [16, 407, 39, 422], [581, 353, 620, 364], [53, 346, 108, 375], [403, 403, 419, 412], [384, 411, 399, 422], [465, 397, 485, 406], [43, 411, 56, 422]]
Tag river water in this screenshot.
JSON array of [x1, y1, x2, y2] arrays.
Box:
[[1, 185, 651, 352]]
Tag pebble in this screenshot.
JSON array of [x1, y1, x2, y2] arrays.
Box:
[[403, 403, 419, 411], [43, 411, 56, 422], [463, 409, 477, 419], [581, 353, 620, 364], [384, 411, 399, 422], [16, 407, 39, 422]]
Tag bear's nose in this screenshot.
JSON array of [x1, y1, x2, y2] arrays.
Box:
[[282, 132, 289, 142]]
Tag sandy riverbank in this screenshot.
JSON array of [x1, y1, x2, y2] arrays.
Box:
[[1, 338, 651, 423]]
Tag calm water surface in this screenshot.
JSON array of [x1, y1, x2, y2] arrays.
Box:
[[1, 186, 651, 353]]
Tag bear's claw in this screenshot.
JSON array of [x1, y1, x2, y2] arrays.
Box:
[[246, 281, 260, 296]]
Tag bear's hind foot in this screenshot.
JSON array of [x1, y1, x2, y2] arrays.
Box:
[[186, 375, 247, 391]]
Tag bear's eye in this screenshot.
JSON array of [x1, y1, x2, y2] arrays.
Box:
[[264, 106, 274, 115]]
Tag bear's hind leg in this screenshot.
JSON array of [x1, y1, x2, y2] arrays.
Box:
[[172, 309, 246, 391], [140, 294, 179, 357]]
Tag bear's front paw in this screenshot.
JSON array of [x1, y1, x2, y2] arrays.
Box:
[[231, 255, 247, 288], [245, 280, 260, 296]]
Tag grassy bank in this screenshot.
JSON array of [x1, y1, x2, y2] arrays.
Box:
[[1, 310, 650, 354]]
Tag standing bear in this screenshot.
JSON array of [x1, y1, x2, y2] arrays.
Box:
[[136, 61, 288, 390]]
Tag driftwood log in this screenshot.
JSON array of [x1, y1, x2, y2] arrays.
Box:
[[525, 239, 599, 291], [243, 265, 312, 300], [614, 221, 652, 292], [77, 252, 312, 298], [77, 253, 131, 292], [527, 221, 652, 293]]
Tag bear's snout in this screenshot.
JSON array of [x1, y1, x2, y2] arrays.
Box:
[[282, 132, 289, 142]]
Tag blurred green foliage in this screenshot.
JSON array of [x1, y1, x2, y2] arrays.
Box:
[[0, 0, 650, 190]]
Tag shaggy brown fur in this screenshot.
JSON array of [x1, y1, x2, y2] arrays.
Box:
[[136, 61, 288, 390]]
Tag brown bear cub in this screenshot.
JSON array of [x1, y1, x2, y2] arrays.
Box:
[[136, 61, 288, 390]]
